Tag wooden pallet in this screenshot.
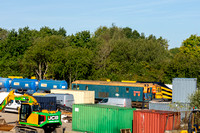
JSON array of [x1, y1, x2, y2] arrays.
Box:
[[120, 128, 131, 133]]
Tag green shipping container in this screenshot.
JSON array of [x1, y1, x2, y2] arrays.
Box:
[[72, 104, 136, 133]]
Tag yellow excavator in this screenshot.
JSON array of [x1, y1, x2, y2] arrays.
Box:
[[0, 90, 63, 133], [188, 109, 200, 133]]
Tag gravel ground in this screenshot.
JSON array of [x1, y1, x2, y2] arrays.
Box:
[[0, 112, 81, 133]]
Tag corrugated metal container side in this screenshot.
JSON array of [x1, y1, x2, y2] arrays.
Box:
[[33, 96, 57, 111], [172, 78, 197, 103], [46, 93, 74, 109], [0, 78, 12, 92], [149, 101, 190, 119], [133, 110, 180, 133], [72, 104, 136, 133], [51, 89, 95, 104]]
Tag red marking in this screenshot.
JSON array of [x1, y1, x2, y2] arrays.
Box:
[[134, 91, 140, 96]]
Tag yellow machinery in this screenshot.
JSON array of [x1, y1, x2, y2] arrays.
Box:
[[188, 109, 200, 133], [0, 90, 62, 133]]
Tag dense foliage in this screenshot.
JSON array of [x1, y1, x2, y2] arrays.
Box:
[[0, 26, 199, 87], [190, 90, 200, 109]]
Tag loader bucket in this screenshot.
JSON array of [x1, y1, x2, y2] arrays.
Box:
[[0, 119, 6, 124], [0, 119, 15, 131]]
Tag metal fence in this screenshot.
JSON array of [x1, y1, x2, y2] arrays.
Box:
[[149, 102, 191, 119]]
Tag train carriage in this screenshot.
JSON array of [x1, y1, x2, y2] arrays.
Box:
[[71, 80, 172, 108]]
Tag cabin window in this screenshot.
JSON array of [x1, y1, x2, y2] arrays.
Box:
[[126, 88, 129, 93], [9, 100, 13, 104], [157, 87, 161, 92], [100, 98, 108, 103], [116, 87, 119, 92], [16, 100, 20, 104], [73, 85, 76, 89], [85, 86, 88, 91], [77, 85, 80, 90]]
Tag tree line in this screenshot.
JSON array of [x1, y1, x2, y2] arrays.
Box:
[[0, 25, 199, 87]]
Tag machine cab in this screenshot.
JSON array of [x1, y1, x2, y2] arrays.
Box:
[[19, 104, 40, 122]]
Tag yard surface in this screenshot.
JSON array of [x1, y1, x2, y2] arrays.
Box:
[[0, 111, 81, 133]]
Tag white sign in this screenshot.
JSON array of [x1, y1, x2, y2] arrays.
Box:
[[62, 86, 66, 89], [14, 82, 20, 86], [25, 84, 29, 87], [0, 82, 2, 86], [41, 84, 47, 87], [48, 116, 58, 120], [75, 108, 79, 112], [53, 85, 57, 88], [115, 93, 119, 97]]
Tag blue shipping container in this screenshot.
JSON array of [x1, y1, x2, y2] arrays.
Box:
[[38, 80, 68, 91], [0, 78, 12, 92], [33, 96, 57, 111]]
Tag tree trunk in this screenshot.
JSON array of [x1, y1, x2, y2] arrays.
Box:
[[43, 62, 48, 79], [69, 72, 72, 89], [36, 62, 42, 80]]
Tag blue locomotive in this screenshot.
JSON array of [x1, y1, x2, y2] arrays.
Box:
[[71, 80, 172, 107]]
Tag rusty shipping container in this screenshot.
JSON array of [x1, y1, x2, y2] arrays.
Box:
[[133, 110, 180, 133]]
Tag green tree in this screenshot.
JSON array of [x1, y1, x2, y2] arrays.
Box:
[[190, 90, 200, 109], [91, 26, 169, 82], [67, 30, 97, 49], [165, 35, 200, 84], [109, 37, 168, 81], [38, 27, 66, 37], [22, 35, 67, 80], [122, 27, 133, 38], [50, 47, 93, 88], [169, 47, 180, 58], [0, 28, 8, 41]]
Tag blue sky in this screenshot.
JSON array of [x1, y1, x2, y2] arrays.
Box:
[[0, 0, 200, 49]]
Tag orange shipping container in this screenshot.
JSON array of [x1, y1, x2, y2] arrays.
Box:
[[133, 110, 180, 133]]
